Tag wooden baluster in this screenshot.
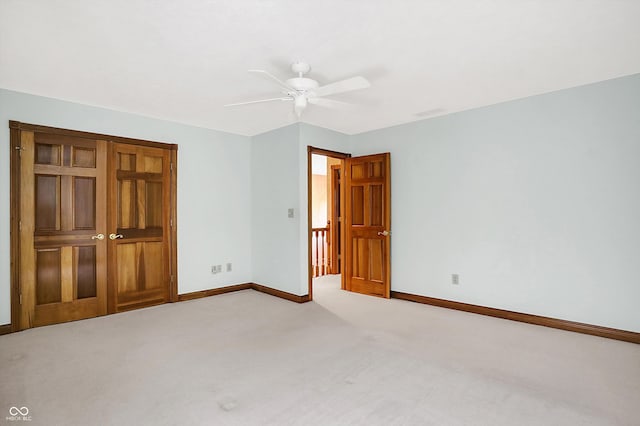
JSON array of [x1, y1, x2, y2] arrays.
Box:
[[326, 221, 331, 274], [325, 229, 329, 275], [312, 230, 315, 278], [314, 229, 319, 277], [320, 229, 324, 275], [321, 229, 326, 276], [319, 230, 323, 276]]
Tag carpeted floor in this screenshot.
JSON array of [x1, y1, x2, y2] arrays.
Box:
[[1, 275, 639, 425]]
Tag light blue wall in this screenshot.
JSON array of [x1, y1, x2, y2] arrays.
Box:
[[350, 74, 640, 331], [299, 123, 350, 147], [251, 124, 302, 293], [0, 89, 253, 324], [251, 123, 349, 295]]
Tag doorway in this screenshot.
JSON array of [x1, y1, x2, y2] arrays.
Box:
[[307, 147, 392, 300], [310, 153, 342, 278], [307, 147, 349, 300], [9, 121, 178, 331]]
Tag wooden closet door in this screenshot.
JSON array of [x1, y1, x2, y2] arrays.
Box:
[[343, 153, 391, 298], [19, 131, 107, 329], [108, 143, 172, 312]]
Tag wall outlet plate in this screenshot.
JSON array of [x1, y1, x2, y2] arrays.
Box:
[[452, 274, 459, 285]]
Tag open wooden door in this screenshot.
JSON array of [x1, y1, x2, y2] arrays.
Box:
[[17, 131, 107, 329], [108, 143, 172, 312], [343, 153, 391, 298]]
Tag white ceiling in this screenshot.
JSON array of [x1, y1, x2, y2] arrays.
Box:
[[1, 0, 639, 136]]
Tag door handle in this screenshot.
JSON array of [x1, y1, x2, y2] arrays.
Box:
[[109, 233, 124, 240], [91, 233, 105, 240], [377, 230, 390, 236]]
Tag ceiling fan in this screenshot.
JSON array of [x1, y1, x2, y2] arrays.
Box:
[[224, 61, 371, 117]]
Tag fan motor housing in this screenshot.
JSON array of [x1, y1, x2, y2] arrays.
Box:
[[286, 77, 319, 92]]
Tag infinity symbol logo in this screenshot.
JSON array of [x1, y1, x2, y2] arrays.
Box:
[[9, 406, 29, 416]]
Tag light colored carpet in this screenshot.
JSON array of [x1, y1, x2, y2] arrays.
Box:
[[1, 275, 639, 425]]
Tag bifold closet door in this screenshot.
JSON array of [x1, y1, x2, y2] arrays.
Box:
[[108, 143, 171, 312], [18, 131, 108, 329]]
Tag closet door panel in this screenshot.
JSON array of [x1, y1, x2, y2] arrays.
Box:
[[108, 143, 171, 312], [18, 131, 107, 329]]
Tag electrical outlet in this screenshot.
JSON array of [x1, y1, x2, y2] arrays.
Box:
[[211, 265, 216, 274], [288, 208, 294, 218], [451, 274, 459, 285], [226, 263, 232, 272]]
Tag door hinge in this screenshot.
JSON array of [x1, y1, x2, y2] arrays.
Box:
[[170, 275, 174, 283], [19, 293, 22, 305], [170, 162, 173, 172], [170, 219, 173, 227], [19, 220, 22, 231]]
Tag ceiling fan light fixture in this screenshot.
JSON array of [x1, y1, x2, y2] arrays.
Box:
[[294, 95, 308, 109], [286, 77, 319, 91], [294, 93, 309, 117]]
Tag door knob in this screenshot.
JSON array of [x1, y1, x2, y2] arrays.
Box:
[[91, 233, 105, 240], [377, 230, 390, 236], [109, 233, 124, 240]]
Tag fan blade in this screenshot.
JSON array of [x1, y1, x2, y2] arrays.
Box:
[[249, 69, 296, 92], [314, 76, 370, 97], [224, 97, 291, 107], [308, 97, 352, 109]]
